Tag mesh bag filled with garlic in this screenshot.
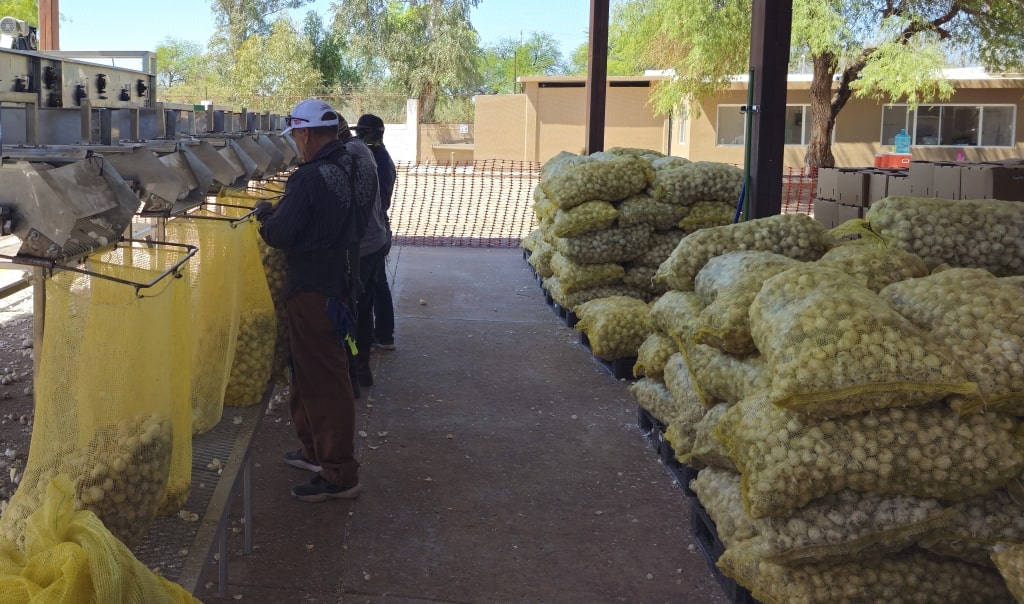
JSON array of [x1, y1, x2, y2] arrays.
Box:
[[648, 161, 743, 206], [685, 343, 771, 407], [683, 403, 736, 471], [650, 156, 691, 170], [633, 332, 678, 380], [655, 213, 831, 291], [749, 264, 977, 417], [622, 264, 667, 296], [692, 251, 801, 356], [630, 378, 677, 427], [831, 196, 1024, 275], [527, 238, 556, 278], [550, 252, 624, 294], [632, 229, 686, 268], [532, 186, 558, 222], [661, 353, 710, 459], [816, 240, 928, 292], [543, 276, 653, 311], [550, 201, 620, 237], [992, 544, 1024, 602], [719, 537, 1014, 604], [554, 223, 653, 265], [920, 488, 1024, 567], [575, 295, 652, 361], [520, 228, 543, 253], [678, 201, 736, 234], [617, 194, 691, 231], [714, 393, 1024, 519], [879, 268, 1024, 415], [541, 154, 654, 210], [648, 290, 704, 352]]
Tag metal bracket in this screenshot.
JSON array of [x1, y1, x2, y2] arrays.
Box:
[[740, 105, 761, 113]]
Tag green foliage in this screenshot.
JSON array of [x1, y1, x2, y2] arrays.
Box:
[[0, 0, 37, 23], [155, 38, 207, 89], [208, 0, 312, 52], [303, 11, 361, 90], [479, 32, 568, 94]]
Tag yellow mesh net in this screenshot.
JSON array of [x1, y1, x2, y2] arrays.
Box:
[[0, 476, 199, 603], [574, 295, 651, 361], [1, 245, 191, 548], [632, 332, 678, 380], [163, 215, 244, 434], [992, 544, 1024, 602], [920, 488, 1024, 567]]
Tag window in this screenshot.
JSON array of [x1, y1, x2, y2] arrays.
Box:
[[677, 108, 688, 145], [716, 104, 813, 145], [881, 104, 1016, 147]]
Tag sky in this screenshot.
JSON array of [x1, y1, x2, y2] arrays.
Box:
[[51, 0, 594, 68]]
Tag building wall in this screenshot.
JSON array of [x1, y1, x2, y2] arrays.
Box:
[[474, 76, 1024, 168]]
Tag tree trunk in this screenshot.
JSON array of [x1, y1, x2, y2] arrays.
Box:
[[805, 53, 838, 168]]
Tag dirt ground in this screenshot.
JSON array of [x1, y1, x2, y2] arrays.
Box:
[[0, 279, 35, 514]]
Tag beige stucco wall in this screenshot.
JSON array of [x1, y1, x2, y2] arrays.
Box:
[[474, 75, 1024, 168], [417, 123, 475, 162]]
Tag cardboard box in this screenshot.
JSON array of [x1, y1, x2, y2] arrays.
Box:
[[961, 164, 1024, 201], [835, 203, 864, 225], [908, 161, 936, 197], [813, 198, 838, 228], [816, 167, 839, 200], [837, 168, 870, 207], [887, 173, 911, 197], [932, 162, 967, 200]]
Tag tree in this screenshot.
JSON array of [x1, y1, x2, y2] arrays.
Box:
[[208, 0, 312, 52], [479, 32, 568, 94], [230, 16, 321, 111], [155, 38, 207, 89], [613, 0, 1024, 168], [331, 0, 482, 121], [0, 0, 37, 23], [303, 11, 361, 91]]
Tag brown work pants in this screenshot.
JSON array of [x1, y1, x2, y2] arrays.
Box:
[[286, 291, 359, 486]]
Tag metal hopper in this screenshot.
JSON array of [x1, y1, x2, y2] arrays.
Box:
[[255, 134, 286, 173], [179, 139, 245, 190], [99, 146, 190, 215], [217, 139, 259, 183], [231, 135, 273, 179], [0, 155, 140, 261], [152, 144, 216, 215], [266, 133, 296, 166]]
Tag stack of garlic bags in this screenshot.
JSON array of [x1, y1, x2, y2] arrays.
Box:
[[522, 148, 744, 363], [659, 196, 1024, 603]]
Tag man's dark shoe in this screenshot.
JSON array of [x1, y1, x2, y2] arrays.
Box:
[[291, 474, 362, 502], [371, 340, 395, 351], [283, 449, 321, 472]]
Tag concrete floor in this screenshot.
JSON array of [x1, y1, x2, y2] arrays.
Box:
[[197, 246, 729, 604]]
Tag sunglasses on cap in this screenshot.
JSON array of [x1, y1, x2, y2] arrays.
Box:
[[284, 116, 310, 127]]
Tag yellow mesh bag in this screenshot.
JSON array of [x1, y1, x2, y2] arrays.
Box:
[[554, 223, 653, 264], [677, 201, 735, 233], [660, 353, 708, 459], [692, 251, 801, 356], [550, 201, 620, 238], [992, 544, 1024, 602], [617, 195, 690, 231], [541, 154, 653, 209], [647, 290, 703, 352], [749, 264, 977, 417], [715, 393, 1024, 519], [632, 332, 678, 380], [629, 378, 676, 427], [685, 344, 771, 407], [550, 252, 624, 294], [682, 403, 735, 470], [880, 268, 1024, 416], [920, 488, 1024, 567], [1, 246, 191, 548], [830, 196, 1024, 275], [216, 209, 276, 408], [574, 295, 651, 361], [0, 476, 199, 604], [542, 276, 652, 311], [163, 216, 243, 435], [655, 213, 831, 292], [632, 230, 686, 268], [527, 239, 555, 278], [719, 538, 1014, 604], [622, 265, 666, 296], [520, 228, 543, 252], [648, 161, 743, 206], [532, 186, 558, 221], [817, 240, 929, 292]]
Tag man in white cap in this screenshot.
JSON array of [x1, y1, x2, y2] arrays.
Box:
[[254, 98, 376, 501]]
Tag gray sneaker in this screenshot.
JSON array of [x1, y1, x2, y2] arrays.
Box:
[[283, 449, 321, 472], [291, 475, 362, 502]]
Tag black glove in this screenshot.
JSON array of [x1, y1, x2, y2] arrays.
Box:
[[253, 200, 273, 221]]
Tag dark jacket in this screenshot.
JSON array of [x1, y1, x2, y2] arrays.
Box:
[[258, 140, 365, 299], [367, 143, 397, 213]]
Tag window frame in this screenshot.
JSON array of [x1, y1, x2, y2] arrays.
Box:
[[716, 104, 816, 146], [880, 103, 1017, 148]]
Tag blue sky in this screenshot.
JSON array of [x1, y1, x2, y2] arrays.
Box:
[[54, 0, 593, 64]]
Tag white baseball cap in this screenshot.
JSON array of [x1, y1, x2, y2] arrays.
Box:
[[282, 98, 340, 136]]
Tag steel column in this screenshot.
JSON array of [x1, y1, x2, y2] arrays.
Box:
[[585, 0, 610, 154]]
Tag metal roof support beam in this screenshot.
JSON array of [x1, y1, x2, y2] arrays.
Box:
[[748, 0, 794, 218], [585, 0, 610, 155]]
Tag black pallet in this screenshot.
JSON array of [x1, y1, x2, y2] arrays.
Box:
[[579, 331, 636, 380], [691, 500, 760, 604], [637, 406, 698, 496], [565, 309, 579, 328]]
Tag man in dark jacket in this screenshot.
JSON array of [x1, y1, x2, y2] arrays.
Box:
[[354, 114, 398, 352], [254, 98, 371, 502]]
